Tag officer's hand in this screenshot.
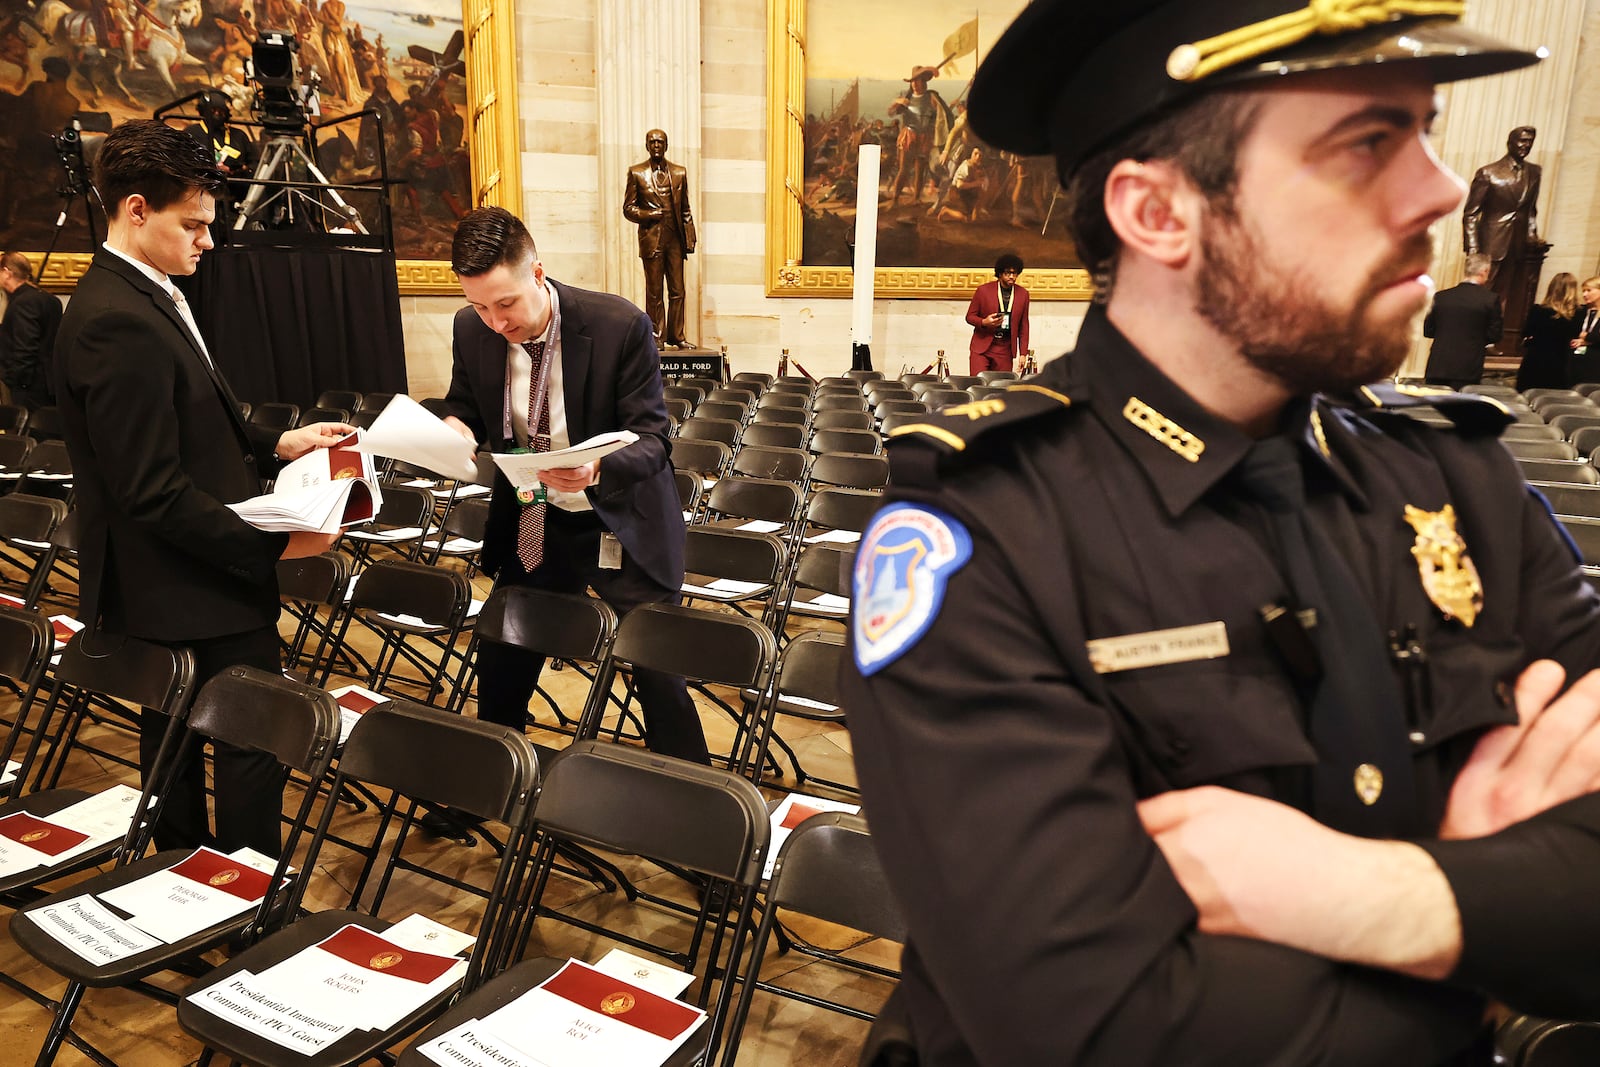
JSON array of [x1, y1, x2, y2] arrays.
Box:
[[281, 530, 340, 559], [275, 422, 357, 461], [1139, 785, 1461, 978], [1439, 659, 1600, 840], [442, 414, 477, 444], [538, 463, 596, 494]]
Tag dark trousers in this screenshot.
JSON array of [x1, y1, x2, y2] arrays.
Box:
[[641, 223, 687, 347], [140, 624, 288, 856], [476, 506, 708, 764]]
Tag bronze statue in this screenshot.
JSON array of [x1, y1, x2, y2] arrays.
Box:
[[623, 129, 697, 349], [1463, 126, 1544, 302]]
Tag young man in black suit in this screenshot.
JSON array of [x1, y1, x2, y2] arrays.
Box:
[[1423, 252, 1503, 389], [441, 207, 706, 773], [54, 120, 350, 856], [0, 251, 63, 409]]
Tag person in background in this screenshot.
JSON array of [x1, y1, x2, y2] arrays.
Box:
[[0, 251, 62, 409], [964, 252, 1029, 375], [1517, 272, 1581, 391], [1422, 252, 1501, 390]]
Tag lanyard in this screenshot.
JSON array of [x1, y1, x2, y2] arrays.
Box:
[[501, 285, 561, 445], [998, 285, 1012, 316]]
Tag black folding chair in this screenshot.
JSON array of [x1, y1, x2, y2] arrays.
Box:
[[11, 668, 342, 1067], [248, 402, 300, 434], [315, 389, 364, 412], [672, 438, 733, 482], [730, 444, 809, 485], [277, 551, 354, 682], [322, 559, 474, 706], [297, 405, 351, 427], [721, 813, 904, 1066], [400, 741, 770, 1067], [176, 701, 541, 1067], [0, 493, 67, 599]]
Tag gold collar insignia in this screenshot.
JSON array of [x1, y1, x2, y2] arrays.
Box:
[[1123, 396, 1205, 463], [1403, 504, 1482, 627]]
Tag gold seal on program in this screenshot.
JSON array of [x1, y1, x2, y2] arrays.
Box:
[[600, 992, 636, 1016], [209, 868, 241, 887], [20, 829, 48, 843], [369, 951, 404, 970]]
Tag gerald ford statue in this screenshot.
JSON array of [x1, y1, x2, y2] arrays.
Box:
[[623, 129, 697, 349]]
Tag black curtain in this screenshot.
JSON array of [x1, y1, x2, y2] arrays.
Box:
[[178, 244, 408, 408]]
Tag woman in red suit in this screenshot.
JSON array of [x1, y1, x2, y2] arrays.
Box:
[[965, 253, 1029, 374]]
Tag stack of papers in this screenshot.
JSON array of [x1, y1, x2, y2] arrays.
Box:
[[490, 432, 639, 493], [416, 952, 705, 1067], [187, 915, 472, 1055], [0, 784, 144, 879], [23, 846, 280, 964], [356, 395, 479, 482], [764, 793, 860, 880], [231, 431, 383, 534], [328, 685, 387, 746]]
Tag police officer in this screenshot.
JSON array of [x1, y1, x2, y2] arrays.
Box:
[[842, 3, 1600, 1065]]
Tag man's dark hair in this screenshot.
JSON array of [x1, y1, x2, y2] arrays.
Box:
[[994, 253, 1024, 277], [1062, 91, 1261, 299], [94, 119, 224, 216], [452, 206, 537, 277]]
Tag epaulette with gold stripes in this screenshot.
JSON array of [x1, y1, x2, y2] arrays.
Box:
[[885, 381, 1077, 456], [882, 381, 1077, 489], [1339, 382, 1515, 436]]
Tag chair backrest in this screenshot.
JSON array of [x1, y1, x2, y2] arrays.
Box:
[[24, 406, 63, 441], [864, 384, 916, 403], [844, 369, 884, 382], [706, 388, 758, 412], [22, 439, 71, 477], [1498, 1015, 1600, 1067], [1539, 404, 1598, 421], [0, 605, 61, 792], [875, 399, 926, 418], [315, 389, 363, 412], [706, 476, 802, 526], [809, 429, 881, 456], [792, 542, 856, 599], [1569, 426, 1600, 455], [373, 484, 435, 529], [968, 385, 1009, 401], [348, 559, 471, 625], [297, 406, 350, 427], [249, 402, 300, 432], [356, 392, 396, 413], [665, 396, 694, 421], [811, 394, 869, 413], [731, 444, 808, 483], [899, 373, 939, 386], [977, 370, 1019, 383], [678, 416, 742, 447], [671, 437, 732, 477], [1530, 481, 1600, 518], [810, 409, 875, 432], [696, 400, 749, 424], [680, 376, 721, 395], [0, 492, 66, 543], [750, 405, 807, 427], [1502, 423, 1563, 442], [187, 666, 341, 781], [665, 384, 708, 406], [923, 389, 973, 410], [943, 375, 982, 389], [674, 468, 705, 516], [0, 433, 35, 472], [733, 371, 774, 390], [1506, 439, 1580, 461], [879, 411, 925, 434], [739, 423, 806, 450], [609, 602, 776, 699], [809, 452, 889, 491], [1560, 517, 1600, 566], [685, 527, 788, 592], [805, 487, 883, 536], [758, 391, 809, 411], [1518, 458, 1598, 485], [1552, 413, 1600, 435], [774, 628, 847, 708], [277, 551, 351, 605]]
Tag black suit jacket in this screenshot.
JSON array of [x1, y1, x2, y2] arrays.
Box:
[[0, 282, 63, 397], [54, 252, 288, 640], [1424, 281, 1503, 384], [442, 278, 684, 588]]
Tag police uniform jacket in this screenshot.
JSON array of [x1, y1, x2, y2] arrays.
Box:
[[843, 307, 1600, 1066]]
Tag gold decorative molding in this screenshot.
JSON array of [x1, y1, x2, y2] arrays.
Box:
[[764, 0, 1090, 300], [396, 260, 471, 294]]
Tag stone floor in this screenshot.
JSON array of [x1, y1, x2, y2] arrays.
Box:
[[0, 561, 890, 1066]]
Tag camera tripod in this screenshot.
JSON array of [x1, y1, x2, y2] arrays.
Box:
[[39, 127, 102, 279], [234, 133, 367, 233]]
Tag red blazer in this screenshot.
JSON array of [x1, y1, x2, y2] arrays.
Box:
[[966, 280, 1030, 360]]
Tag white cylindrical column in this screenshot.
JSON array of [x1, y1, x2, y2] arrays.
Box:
[[597, 0, 703, 342], [850, 145, 882, 353]]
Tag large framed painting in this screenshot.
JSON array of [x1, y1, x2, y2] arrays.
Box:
[[0, 0, 519, 292], [766, 0, 1090, 300]]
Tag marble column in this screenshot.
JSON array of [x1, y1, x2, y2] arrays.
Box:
[[1403, 0, 1586, 376], [596, 0, 704, 344]]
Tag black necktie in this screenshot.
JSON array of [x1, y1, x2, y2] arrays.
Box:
[[1233, 436, 1420, 838]]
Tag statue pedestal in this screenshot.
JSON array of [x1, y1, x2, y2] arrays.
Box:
[[658, 348, 728, 383]]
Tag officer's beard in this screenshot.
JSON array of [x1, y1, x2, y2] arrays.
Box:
[[1194, 208, 1434, 397]]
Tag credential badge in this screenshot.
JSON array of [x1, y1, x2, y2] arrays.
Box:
[[1403, 504, 1482, 627]]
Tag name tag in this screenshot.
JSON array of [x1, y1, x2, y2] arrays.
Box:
[[1086, 621, 1229, 675]]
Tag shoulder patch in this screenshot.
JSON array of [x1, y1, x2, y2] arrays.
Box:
[[1346, 383, 1515, 436], [885, 382, 1075, 456], [852, 503, 972, 676]]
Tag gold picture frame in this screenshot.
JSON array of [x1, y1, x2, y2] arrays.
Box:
[[764, 0, 1091, 300], [30, 0, 520, 295]]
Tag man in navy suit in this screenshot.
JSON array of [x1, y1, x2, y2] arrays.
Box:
[[441, 207, 706, 767], [55, 120, 348, 855], [1423, 253, 1503, 389]]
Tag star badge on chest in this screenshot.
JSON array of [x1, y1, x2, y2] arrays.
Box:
[[1403, 504, 1483, 628]]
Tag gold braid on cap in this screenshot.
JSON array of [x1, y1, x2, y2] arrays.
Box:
[[1166, 0, 1468, 81]]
